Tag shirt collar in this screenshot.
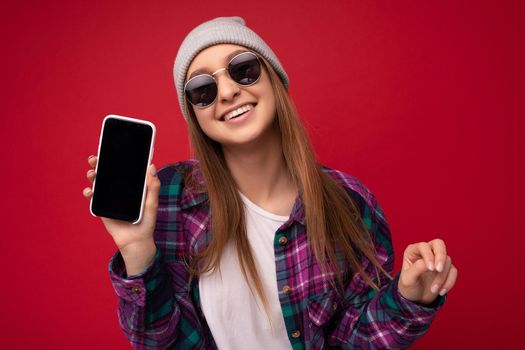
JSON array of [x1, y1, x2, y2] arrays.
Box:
[[179, 160, 209, 209], [285, 192, 306, 227]]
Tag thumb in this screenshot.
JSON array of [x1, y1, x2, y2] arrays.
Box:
[[143, 164, 160, 221], [401, 258, 428, 286]]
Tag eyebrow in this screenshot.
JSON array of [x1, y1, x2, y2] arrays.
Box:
[[187, 49, 248, 81]]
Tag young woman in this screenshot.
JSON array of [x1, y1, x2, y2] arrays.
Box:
[[83, 16, 458, 350]]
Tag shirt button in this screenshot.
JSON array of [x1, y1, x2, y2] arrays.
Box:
[[278, 236, 288, 245], [282, 285, 292, 295], [291, 330, 301, 339], [332, 302, 338, 311], [131, 286, 142, 294]]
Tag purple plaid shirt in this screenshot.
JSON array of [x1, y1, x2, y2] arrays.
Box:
[[109, 160, 446, 349]]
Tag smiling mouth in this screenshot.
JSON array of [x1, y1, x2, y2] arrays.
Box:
[[222, 103, 256, 121]]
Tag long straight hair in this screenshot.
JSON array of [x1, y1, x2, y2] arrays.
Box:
[[183, 54, 392, 321]]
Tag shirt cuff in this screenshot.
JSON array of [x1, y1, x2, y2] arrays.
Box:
[[382, 272, 446, 322], [108, 247, 161, 307]]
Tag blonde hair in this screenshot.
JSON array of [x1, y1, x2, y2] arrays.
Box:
[[182, 54, 392, 323]]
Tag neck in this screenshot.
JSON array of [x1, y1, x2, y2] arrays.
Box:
[[222, 125, 296, 211]]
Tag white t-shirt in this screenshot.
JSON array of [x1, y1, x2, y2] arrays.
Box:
[[199, 192, 292, 350]]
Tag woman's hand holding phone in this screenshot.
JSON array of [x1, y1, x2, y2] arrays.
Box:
[[83, 155, 160, 276]]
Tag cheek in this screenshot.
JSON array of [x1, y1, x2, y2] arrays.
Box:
[[257, 73, 276, 114], [193, 108, 215, 129], [267, 93, 276, 115], [258, 85, 276, 119], [192, 112, 217, 139]]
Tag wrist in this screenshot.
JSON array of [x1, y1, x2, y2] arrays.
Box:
[[119, 239, 157, 276]]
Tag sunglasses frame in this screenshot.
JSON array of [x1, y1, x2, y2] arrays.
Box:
[[184, 51, 262, 109]]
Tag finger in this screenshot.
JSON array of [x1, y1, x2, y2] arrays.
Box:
[[143, 164, 160, 222], [429, 255, 452, 294], [404, 242, 436, 271], [87, 169, 96, 183], [430, 238, 447, 272], [401, 258, 428, 286], [82, 187, 93, 199], [88, 155, 98, 169], [438, 264, 458, 296]]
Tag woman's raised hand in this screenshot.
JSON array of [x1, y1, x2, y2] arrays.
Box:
[[397, 238, 458, 306], [82, 155, 160, 275]]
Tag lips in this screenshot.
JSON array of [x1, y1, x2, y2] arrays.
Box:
[[220, 103, 257, 121]]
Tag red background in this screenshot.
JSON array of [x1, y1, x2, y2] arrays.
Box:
[[2, 1, 524, 349]]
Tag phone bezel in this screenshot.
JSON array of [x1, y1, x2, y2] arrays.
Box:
[[89, 114, 156, 224]]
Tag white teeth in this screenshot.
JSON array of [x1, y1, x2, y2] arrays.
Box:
[[224, 104, 254, 121]]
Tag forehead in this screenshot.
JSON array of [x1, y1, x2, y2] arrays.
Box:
[[186, 44, 248, 79]]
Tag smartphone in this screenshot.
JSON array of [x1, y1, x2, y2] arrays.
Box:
[[90, 115, 156, 224]]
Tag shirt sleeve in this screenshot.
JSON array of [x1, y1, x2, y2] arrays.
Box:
[[107, 164, 213, 350], [327, 189, 446, 349], [108, 247, 182, 348]]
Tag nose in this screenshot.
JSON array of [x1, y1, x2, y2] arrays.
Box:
[[215, 69, 240, 104]]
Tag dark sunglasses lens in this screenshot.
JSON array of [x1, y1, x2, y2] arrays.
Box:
[[185, 75, 217, 107], [228, 53, 261, 85]]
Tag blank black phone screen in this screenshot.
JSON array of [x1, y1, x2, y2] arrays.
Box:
[[91, 118, 153, 222]]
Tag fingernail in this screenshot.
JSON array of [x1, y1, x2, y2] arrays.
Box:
[[84, 188, 92, 196], [436, 262, 444, 272], [87, 169, 94, 176], [88, 155, 95, 160], [150, 164, 157, 176], [427, 261, 435, 271], [431, 284, 439, 294], [439, 288, 447, 296]]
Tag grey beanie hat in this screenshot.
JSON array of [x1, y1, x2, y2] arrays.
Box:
[[173, 16, 289, 122]]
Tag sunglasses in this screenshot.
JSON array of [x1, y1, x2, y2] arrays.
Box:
[[184, 51, 262, 108]]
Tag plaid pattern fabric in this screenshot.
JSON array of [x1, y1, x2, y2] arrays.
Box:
[[109, 160, 446, 349]]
